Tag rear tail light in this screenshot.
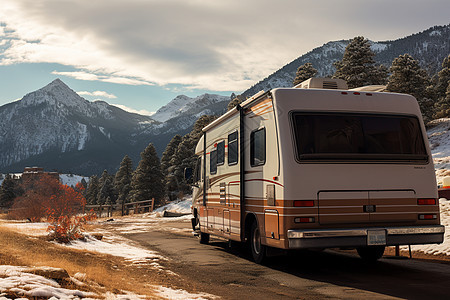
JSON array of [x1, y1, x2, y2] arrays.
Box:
[[417, 198, 436, 205], [418, 214, 437, 220], [294, 217, 315, 223], [294, 200, 314, 207]]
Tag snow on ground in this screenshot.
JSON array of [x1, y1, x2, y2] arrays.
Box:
[[428, 118, 450, 185], [153, 198, 192, 215], [59, 174, 89, 187], [403, 198, 450, 256], [0, 265, 97, 299], [0, 265, 216, 300], [153, 285, 219, 300], [61, 235, 168, 270], [0, 220, 48, 236], [103, 198, 193, 235]]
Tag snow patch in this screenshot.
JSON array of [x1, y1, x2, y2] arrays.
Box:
[[153, 285, 219, 300], [429, 30, 442, 36], [0, 265, 96, 299], [152, 94, 229, 122], [370, 42, 388, 52], [77, 122, 89, 150], [402, 198, 450, 255]]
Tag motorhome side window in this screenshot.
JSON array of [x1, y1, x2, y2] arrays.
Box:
[[217, 141, 225, 166], [228, 131, 238, 165], [210, 149, 217, 174], [250, 128, 266, 166], [194, 156, 201, 182], [292, 112, 428, 162]]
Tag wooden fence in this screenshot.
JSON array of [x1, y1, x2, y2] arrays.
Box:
[[84, 199, 154, 217]]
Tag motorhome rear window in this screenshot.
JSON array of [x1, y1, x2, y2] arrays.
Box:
[[292, 112, 428, 162]]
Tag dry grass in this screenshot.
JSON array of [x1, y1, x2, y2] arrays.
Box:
[[0, 226, 171, 297]]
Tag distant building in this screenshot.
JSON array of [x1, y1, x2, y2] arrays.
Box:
[[21, 167, 59, 181]]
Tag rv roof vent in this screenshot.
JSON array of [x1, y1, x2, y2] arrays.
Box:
[[323, 81, 338, 89], [294, 78, 348, 90]]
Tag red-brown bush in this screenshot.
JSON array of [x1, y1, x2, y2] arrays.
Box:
[[9, 174, 86, 221], [8, 175, 95, 242]]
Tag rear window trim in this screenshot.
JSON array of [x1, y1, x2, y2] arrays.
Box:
[[289, 111, 429, 165]]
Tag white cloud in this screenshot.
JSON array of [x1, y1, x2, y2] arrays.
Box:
[[110, 104, 155, 116], [0, 0, 449, 92], [52, 71, 152, 86], [77, 90, 117, 99]]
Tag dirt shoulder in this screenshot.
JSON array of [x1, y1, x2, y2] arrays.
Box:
[[0, 223, 215, 299]]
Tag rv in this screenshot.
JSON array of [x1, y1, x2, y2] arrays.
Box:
[[190, 78, 445, 263]]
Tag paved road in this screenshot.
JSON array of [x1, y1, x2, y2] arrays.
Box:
[[123, 221, 450, 300]]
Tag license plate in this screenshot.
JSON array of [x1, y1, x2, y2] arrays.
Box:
[[367, 230, 386, 246]]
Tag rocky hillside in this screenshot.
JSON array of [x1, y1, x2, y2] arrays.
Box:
[[242, 24, 450, 98]]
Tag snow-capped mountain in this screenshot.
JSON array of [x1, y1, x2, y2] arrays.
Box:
[[0, 79, 157, 174], [242, 24, 450, 98], [0, 79, 229, 175], [152, 94, 230, 123]]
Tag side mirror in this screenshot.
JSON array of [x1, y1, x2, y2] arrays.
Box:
[[184, 167, 193, 181]]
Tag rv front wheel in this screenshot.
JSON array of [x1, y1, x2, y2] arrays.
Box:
[[250, 221, 266, 264], [357, 246, 385, 262]]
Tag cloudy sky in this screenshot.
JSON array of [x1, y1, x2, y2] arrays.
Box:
[[0, 0, 449, 115]]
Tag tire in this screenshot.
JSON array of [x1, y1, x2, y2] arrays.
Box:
[[199, 231, 210, 244], [357, 246, 385, 262], [250, 221, 266, 264]]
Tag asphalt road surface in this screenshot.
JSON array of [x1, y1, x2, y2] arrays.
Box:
[[122, 220, 450, 300]]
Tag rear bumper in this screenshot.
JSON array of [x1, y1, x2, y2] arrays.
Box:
[[287, 225, 445, 249]]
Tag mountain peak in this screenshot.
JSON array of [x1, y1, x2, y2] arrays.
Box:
[[151, 93, 229, 122], [43, 78, 68, 90], [21, 78, 87, 108]]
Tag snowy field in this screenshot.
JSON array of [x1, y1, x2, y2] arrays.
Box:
[[0, 263, 216, 300], [0, 198, 216, 300], [428, 118, 450, 185]]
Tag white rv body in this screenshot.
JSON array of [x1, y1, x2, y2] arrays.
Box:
[[191, 79, 444, 262]]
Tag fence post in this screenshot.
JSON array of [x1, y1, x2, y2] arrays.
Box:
[[151, 198, 155, 212]]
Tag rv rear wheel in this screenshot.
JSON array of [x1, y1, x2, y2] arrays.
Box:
[[357, 246, 385, 262], [250, 221, 266, 264]]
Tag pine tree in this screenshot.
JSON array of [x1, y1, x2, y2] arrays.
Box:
[[114, 155, 133, 210], [168, 138, 193, 196], [333, 36, 388, 88], [80, 178, 88, 190], [165, 115, 217, 198], [161, 135, 182, 200], [386, 54, 433, 122], [437, 83, 450, 118], [85, 175, 99, 205], [130, 143, 165, 206], [436, 55, 450, 100], [161, 135, 182, 178], [227, 94, 245, 111], [0, 174, 17, 208], [97, 170, 116, 205], [293, 63, 318, 86], [433, 55, 450, 118]]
